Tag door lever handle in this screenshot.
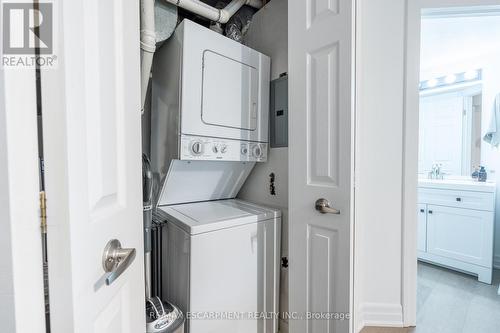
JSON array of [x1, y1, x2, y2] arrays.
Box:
[[315, 198, 340, 215], [99, 239, 136, 287]]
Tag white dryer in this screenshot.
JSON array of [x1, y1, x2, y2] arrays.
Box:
[[159, 199, 281, 333], [151, 19, 270, 165]]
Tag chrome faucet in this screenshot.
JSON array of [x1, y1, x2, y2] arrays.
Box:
[[428, 163, 444, 180]]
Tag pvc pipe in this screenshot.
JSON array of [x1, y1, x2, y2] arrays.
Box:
[[165, 0, 262, 24], [140, 0, 156, 114], [219, 0, 246, 23], [244, 0, 263, 9]]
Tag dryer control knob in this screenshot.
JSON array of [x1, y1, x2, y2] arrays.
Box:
[[191, 141, 203, 155], [220, 144, 228, 154], [252, 145, 263, 158], [241, 146, 249, 155], [212, 144, 219, 153]]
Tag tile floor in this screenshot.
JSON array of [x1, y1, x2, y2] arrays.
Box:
[[362, 262, 500, 333]]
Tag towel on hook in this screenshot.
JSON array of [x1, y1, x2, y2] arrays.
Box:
[[483, 93, 500, 147]]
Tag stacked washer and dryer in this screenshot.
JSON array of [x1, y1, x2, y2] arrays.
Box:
[[151, 20, 281, 333]]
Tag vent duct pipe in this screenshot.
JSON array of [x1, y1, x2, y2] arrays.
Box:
[[164, 0, 262, 24], [140, 0, 156, 114]]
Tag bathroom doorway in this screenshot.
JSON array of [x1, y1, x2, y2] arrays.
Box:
[[403, 1, 500, 331]]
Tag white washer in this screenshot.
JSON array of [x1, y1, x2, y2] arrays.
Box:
[[159, 199, 281, 333]]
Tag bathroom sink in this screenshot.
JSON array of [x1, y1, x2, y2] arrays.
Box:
[[418, 177, 496, 192]]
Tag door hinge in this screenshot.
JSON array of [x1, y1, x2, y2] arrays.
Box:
[[40, 191, 47, 234]]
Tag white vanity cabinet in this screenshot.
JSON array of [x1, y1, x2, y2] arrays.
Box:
[[417, 180, 496, 284]]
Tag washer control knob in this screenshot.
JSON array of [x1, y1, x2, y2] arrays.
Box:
[[220, 144, 228, 154], [241, 145, 249, 155], [252, 144, 263, 158], [191, 141, 203, 155], [212, 144, 219, 153]]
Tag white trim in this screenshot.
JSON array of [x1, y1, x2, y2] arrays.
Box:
[[0, 66, 46, 331], [419, 81, 482, 97], [493, 254, 500, 269], [402, 0, 500, 328], [423, 5, 500, 17], [351, 1, 358, 333], [402, 0, 419, 327], [357, 303, 404, 331]]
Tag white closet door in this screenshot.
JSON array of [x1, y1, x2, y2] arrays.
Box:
[[289, 0, 354, 332], [41, 0, 145, 332]]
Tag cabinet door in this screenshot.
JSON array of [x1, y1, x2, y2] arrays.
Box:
[[427, 205, 494, 267], [417, 204, 427, 252]]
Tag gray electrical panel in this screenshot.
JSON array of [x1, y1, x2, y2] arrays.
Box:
[[270, 75, 288, 148]]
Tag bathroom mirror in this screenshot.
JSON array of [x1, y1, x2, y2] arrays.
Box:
[[418, 85, 482, 177]]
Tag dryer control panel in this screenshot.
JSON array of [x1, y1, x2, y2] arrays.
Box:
[[180, 135, 267, 162]]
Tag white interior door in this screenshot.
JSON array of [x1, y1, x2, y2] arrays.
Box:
[[288, 0, 353, 332], [41, 0, 145, 332]]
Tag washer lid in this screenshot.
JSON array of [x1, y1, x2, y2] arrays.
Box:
[[158, 199, 281, 235]]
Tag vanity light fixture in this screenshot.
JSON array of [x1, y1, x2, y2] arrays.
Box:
[[445, 74, 456, 84], [420, 69, 482, 91], [427, 78, 438, 88], [464, 70, 479, 80]]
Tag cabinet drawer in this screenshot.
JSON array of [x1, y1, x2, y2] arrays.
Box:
[[418, 188, 495, 212]]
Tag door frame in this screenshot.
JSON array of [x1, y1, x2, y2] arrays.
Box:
[[402, 0, 500, 326], [0, 66, 46, 331]]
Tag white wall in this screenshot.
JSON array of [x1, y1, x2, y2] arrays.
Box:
[[419, 15, 500, 267], [420, 16, 500, 80], [354, 0, 407, 330], [237, 0, 289, 331]]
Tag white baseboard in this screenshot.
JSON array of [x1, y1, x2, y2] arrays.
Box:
[[494, 254, 500, 269], [357, 302, 403, 332]]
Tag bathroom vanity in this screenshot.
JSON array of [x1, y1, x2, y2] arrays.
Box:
[[418, 178, 496, 284]]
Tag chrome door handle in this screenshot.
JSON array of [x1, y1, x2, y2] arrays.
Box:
[[315, 198, 340, 215], [101, 239, 136, 286]]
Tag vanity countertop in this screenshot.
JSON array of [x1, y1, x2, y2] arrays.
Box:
[[418, 178, 496, 193]]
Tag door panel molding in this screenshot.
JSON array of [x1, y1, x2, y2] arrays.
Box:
[[306, 225, 339, 333], [306, 42, 340, 187]]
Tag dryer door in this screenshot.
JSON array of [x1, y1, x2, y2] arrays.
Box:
[[201, 50, 259, 132], [179, 20, 269, 143]]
